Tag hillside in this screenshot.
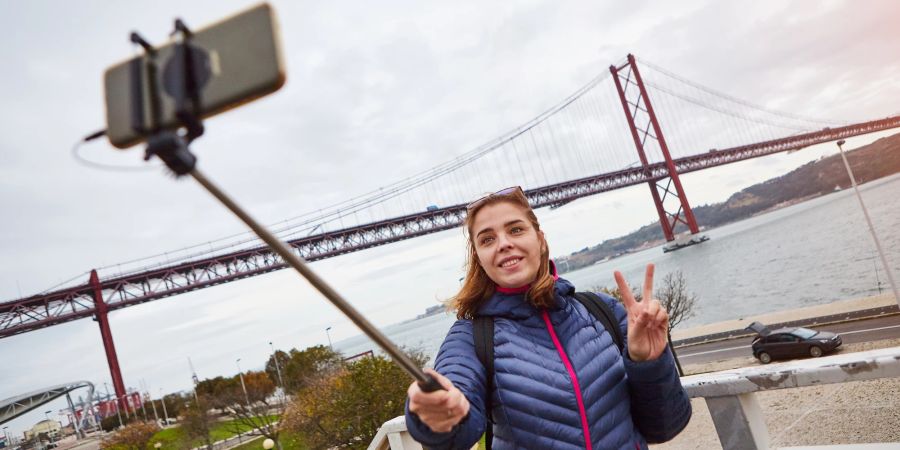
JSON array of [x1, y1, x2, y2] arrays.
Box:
[[560, 132, 900, 271]]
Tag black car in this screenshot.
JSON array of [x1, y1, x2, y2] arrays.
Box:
[[746, 321, 842, 364]]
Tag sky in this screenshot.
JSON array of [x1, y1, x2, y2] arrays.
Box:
[[3, 0, 900, 439]]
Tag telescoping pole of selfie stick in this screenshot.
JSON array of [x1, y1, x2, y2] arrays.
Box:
[[189, 169, 442, 391], [126, 22, 442, 393]]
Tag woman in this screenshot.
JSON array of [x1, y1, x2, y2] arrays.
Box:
[[405, 186, 691, 449]]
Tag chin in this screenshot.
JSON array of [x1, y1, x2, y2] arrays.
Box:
[[498, 274, 532, 289]]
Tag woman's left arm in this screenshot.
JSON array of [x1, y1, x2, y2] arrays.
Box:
[[612, 264, 692, 443], [622, 346, 692, 443]]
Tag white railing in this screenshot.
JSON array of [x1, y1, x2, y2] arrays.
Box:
[[368, 347, 900, 450]]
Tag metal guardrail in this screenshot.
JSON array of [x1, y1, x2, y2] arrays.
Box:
[[368, 347, 900, 450], [682, 346, 900, 449]]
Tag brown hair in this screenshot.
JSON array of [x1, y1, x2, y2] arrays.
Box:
[[450, 188, 555, 319]]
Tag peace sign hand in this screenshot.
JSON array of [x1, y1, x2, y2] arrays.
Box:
[[614, 263, 669, 362]]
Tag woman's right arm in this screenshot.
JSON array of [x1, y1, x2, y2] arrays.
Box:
[[405, 320, 488, 448]]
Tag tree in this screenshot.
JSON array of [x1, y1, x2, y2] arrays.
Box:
[[99, 421, 159, 450], [276, 345, 343, 393], [180, 396, 215, 450], [198, 371, 283, 450], [282, 350, 428, 449], [655, 270, 698, 331], [159, 393, 186, 421], [264, 350, 290, 391]]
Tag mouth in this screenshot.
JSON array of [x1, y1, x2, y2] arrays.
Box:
[[498, 257, 522, 268]]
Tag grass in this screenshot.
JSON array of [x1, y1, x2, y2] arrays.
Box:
[[151, 416, 281, 450]]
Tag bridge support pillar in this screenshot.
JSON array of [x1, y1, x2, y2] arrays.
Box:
[[89, 270, 128, 412], [610, 54, 701, 242]]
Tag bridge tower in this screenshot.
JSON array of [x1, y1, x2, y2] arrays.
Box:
[[89, 270, 128, 412], [610, 54, 701, 242]]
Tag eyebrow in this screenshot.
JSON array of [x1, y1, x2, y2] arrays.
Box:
[[475, 219, 526, 238]]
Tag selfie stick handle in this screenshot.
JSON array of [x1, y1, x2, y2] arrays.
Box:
[[188, 169, 443, 392]]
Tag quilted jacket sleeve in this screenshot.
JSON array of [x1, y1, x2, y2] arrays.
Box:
[[598, 293, 692, 444], [405, 319, 488, 448]]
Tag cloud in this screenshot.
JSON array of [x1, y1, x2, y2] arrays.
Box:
[[3, 2, 900, 437]]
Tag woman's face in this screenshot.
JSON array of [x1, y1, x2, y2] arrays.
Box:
[[470, 201, 545, 289]]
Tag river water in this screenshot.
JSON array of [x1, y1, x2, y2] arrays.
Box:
[[335, 174, 900, 363]]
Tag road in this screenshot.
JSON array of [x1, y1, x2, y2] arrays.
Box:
[[674, 314, 900, 366]]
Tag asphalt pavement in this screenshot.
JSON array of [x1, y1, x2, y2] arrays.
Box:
[[675, 314, 900, 366]]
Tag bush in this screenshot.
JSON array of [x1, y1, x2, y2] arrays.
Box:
[[100, 421, 160, 450], [100, 414, 131, 432], [282, 351, 428, 449]]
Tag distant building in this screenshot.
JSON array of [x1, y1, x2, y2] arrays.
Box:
[[24, 420, 61, 442]]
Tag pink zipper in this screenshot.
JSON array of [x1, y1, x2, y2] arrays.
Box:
[[542, 310, 592, 450]]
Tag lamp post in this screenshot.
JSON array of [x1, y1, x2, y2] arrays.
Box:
[[235, 359, 251, 410], [3, 426, 10, 446], [159, 389, 169, 426], [44, 410, 52, 422], [325, 327, 333, 350], [268, 342, 285, 399], [147, 388, 159, 424], [836, 140, 900, 307]]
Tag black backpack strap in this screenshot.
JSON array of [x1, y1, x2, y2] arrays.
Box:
[[472, 316, 495, 450], [573, 292, 625, 353]]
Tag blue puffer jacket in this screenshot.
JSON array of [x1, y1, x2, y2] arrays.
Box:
[[405, 276, 691, 449]]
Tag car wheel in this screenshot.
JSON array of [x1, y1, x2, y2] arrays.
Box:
[[758, 352, 772, 364], [810, 346, 823, 357]]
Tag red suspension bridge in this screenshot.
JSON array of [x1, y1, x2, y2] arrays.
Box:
[[3, 54, 899, 406]]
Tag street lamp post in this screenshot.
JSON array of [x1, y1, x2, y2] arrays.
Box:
[[236, 359, 251, 410], [148, 391, 159, 424], [159, 389, 169, 426], [836, 140, 900, 307], [3, 426, 10, 447], [268, 342, 286, 399], [44, 410, 52, 422], [325, 327, 333, 350]]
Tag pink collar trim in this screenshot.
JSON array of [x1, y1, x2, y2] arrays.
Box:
[[494, 261, 559, 294]]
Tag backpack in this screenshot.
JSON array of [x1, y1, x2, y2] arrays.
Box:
[[472, 292, 625, 450]]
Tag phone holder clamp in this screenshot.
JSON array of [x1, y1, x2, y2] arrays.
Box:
[[129, 20, 205, 176]]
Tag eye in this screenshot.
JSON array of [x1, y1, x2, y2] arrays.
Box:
[[510, 226, 524, 234], [479, 236, 495, 246]]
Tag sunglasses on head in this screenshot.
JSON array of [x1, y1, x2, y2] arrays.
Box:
[[466, 186, 524, 212]]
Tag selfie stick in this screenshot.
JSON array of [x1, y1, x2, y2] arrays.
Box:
[[127, 22, 442, 393]]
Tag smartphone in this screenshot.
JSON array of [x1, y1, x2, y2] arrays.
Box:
[[103, 3, 286, 149]]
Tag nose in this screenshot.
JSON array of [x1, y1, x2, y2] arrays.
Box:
[[496, 232, 514, 251]]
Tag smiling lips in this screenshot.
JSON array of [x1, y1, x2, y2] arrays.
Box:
[[499, 257, 523, 268]]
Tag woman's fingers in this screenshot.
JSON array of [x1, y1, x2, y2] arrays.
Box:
[[645, 298, 660, 320], [408, 369, 470, 433], [643, 264, 655, 302], [654, 303, 668, 329], [425, 368, 454, 390], [633, 299, 668, 330], [614, 271, 637, 311]]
